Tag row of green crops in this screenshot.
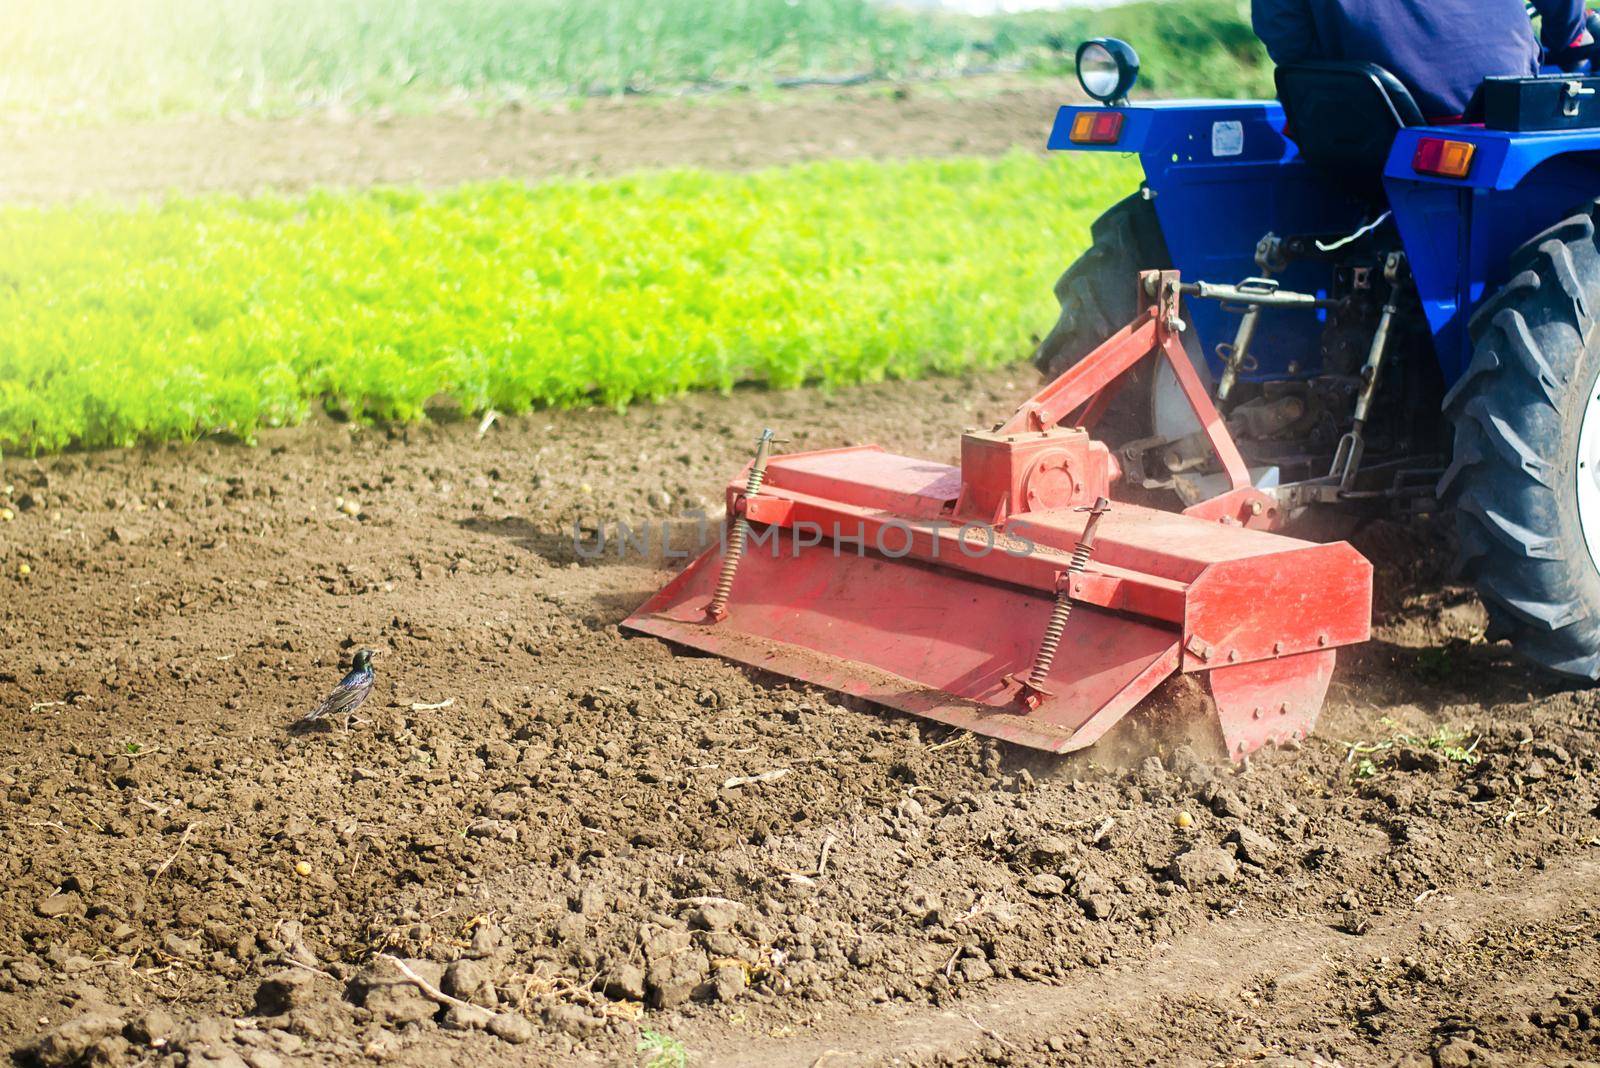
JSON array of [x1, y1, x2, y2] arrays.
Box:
[[0, 0, 1267, 122], [0, 152, 1140, 453]]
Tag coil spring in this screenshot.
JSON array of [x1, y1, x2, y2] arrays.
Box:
[[1026, 595, 1076, 689], [1025, 498, 1109, 690], [704, 433, 774, 620]]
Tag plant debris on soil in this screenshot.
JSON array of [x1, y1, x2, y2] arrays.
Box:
[[2, 367, 1599, 1067]]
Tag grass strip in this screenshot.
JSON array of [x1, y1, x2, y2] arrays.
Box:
[[0, 152, 1140, 453]]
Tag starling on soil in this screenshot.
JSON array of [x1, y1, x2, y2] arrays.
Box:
[[293, 648, 375, 732]]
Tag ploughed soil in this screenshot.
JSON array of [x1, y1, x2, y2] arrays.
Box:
[[0, 81, 1073, 204], [2, 367, 1600, 1068], [5, 81, 1600, 1068]]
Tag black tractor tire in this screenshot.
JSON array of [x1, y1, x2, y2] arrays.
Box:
[[1439, 201, 1600, 679], [1034, 191, 1203, 445]]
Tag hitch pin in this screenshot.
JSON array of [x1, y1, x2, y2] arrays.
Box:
[[702, 428, 778, 623], [1012, 496, 1111, 709]]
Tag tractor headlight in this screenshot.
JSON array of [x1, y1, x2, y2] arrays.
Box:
[[1076, 38, 1139, 105]]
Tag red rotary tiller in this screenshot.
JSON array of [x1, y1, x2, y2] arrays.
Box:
[[625, 272, 1372, 760]]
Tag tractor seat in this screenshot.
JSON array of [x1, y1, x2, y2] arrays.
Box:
[[1274, 61, 1425, 196]]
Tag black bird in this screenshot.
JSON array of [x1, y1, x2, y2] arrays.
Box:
[[294, 649, 376, 732]]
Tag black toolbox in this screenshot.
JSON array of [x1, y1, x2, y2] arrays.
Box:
[[1482, 75, 1600, 132]]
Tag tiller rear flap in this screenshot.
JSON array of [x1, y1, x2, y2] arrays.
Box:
[[624, 272, 1372, 760]]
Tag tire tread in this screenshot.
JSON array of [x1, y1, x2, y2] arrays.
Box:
[[1440, 201, 1600, 679]]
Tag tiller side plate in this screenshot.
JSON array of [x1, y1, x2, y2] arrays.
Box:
[[624, 272, 1373, 759]]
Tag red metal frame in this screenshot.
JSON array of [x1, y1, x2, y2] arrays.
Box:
[[624, 271, 1373, 761], [997, 271, 1280, 531], [1000, 272, 1249, 490]]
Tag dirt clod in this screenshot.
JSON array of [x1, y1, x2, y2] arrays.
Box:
[[1029, 834, 1073, 866], [3, 364, 1600, 1064], [1228, 826, 1278, 865], [19, 1013, 125, 1067], [35, 893, 78, 919], [1171, 845, 1240, 888], [542, 1002, 603, 1037], [441, 959, 493, 1007], [9, 960, 43, 986], [1027, 873, 1067, 896], [688, 903, 738, 931], [252, 970, 315, 1017], [604, 964, 646, 1002], [486, 1013, 533, 1045], [1434, 1037, 1484, 1067], [357, 959, 441, 1026], [647, 948, 710, 1009], [124, 1007, 174, 1047], [707, 963, 747, 1002], [441, 1003, 493, 1031]]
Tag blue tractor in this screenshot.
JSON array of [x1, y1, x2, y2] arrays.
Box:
[[625, 30, 1600, 760], [1040, 37, 1600, 681]]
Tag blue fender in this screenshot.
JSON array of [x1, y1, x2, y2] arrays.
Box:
[[1383, 126, 1600, 382], [1050, 101, 1600, 389]]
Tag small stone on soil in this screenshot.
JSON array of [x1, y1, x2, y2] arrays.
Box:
[[162, 932, 203, 959]]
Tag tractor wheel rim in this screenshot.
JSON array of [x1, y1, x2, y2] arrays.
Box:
[[1577, 377, 1600, 579]]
